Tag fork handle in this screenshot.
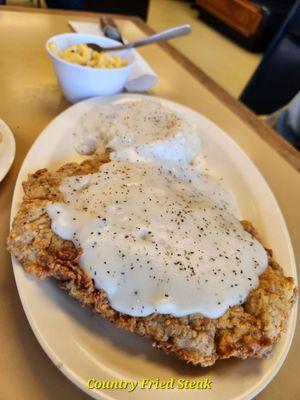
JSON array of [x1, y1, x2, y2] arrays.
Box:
[[113, 24, 192, 51]]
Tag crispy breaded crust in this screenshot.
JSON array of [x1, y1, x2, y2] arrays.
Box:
[[7, 157, 297, 367]]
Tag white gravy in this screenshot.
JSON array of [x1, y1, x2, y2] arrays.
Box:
[[47, 161, 267, 319]]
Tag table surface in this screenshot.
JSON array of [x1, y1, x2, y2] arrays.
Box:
[[0, 6, 299, 400]]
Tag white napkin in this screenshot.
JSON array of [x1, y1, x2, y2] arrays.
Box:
[[69, 21, 159, 92]]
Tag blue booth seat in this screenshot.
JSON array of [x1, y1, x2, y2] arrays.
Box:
[[240, 0, 300, 114]]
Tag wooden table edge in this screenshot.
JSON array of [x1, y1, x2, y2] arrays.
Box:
[[1, 5, 299, 172]]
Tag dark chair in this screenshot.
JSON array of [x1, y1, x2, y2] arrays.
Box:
[[45, 0, 150, 19], [195, 0, 296, 51], [45, 0, 84, 9], [240, 0, 300, 114], [252, 0, 296, 49], [84, 0, 150, 21]]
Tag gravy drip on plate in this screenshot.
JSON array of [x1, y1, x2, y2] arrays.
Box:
[[47, 161, 267, 319]]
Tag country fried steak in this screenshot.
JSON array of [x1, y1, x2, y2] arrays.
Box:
[[7, 156, 297, 367]]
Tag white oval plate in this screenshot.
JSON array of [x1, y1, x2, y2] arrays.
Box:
[[0, 118, 16, 182], [10, 94, 297, 400]]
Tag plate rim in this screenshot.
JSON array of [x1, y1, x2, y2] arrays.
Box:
[[10, 94, 298, 400], [0, 118, 16, 182]]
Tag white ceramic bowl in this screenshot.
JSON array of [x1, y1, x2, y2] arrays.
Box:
[[46, 33, 135, 103]]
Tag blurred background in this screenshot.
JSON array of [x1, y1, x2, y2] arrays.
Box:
[[1, 0, 300, 148]]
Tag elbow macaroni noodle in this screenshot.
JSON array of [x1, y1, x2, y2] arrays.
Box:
[[49, 42, 127, 69]]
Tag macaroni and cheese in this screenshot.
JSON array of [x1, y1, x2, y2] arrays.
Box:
[[49, 42, 127, 69]]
